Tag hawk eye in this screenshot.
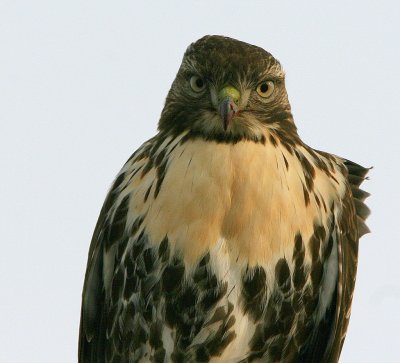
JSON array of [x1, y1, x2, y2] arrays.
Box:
[[190, 75, 206, 92], [256, 81, 275, 98]]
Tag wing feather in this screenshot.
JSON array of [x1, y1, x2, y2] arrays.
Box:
[[304, 159, 370, 363], [78, 134, 178, 363], [78, 170, 127, 363]]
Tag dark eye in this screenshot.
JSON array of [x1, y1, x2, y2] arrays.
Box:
[[256, 81, 275, 98], [190, 75, 206, 92]]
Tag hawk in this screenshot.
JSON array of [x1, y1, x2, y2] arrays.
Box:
[[79, 35, 370, 363]]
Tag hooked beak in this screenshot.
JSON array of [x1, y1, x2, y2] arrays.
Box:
[[217, 86, 240, 131]]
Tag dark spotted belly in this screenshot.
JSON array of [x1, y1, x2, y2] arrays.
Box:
[[240, 229, 336, 362], [105, 222, 336, 363]]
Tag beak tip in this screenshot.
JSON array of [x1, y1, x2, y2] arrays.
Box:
[[219, 97, 239, 131]]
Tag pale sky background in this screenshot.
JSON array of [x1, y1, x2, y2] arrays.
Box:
[[1, 1, 399, 362]]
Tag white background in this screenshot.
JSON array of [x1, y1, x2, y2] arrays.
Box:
[[1, 1, 398, 362]]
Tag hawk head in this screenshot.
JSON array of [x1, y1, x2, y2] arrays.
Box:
[[158, 35, 297, 143]]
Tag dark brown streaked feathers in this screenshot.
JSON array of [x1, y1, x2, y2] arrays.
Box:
[[323, 161, 370, 362], [344, 160, 371, 237], [296, 160, 370, 363], [79, 173, 123, 363]]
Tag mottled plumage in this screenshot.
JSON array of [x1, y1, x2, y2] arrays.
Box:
[[79, 35, 370, 363]]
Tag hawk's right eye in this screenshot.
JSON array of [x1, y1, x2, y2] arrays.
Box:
[[190, 76, 206, 92]]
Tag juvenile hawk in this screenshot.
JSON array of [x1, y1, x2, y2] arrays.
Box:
[[79, 35, 370, 363]]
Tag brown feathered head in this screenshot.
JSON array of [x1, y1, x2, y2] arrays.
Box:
[[159, 35, 296, 144]]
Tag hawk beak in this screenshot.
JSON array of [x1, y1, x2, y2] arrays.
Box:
[[218, 86, 240, 131]]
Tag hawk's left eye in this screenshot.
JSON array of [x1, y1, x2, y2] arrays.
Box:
[[190, 75, 206, 92], [256, 81, 275, 98]]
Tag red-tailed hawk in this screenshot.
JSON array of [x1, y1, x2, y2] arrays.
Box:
[[79, 35, 370, 363]]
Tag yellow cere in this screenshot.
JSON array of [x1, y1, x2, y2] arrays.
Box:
[[218, 86, 241, 103]]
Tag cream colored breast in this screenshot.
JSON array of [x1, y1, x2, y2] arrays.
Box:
[[124, 135, 346, 267]]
